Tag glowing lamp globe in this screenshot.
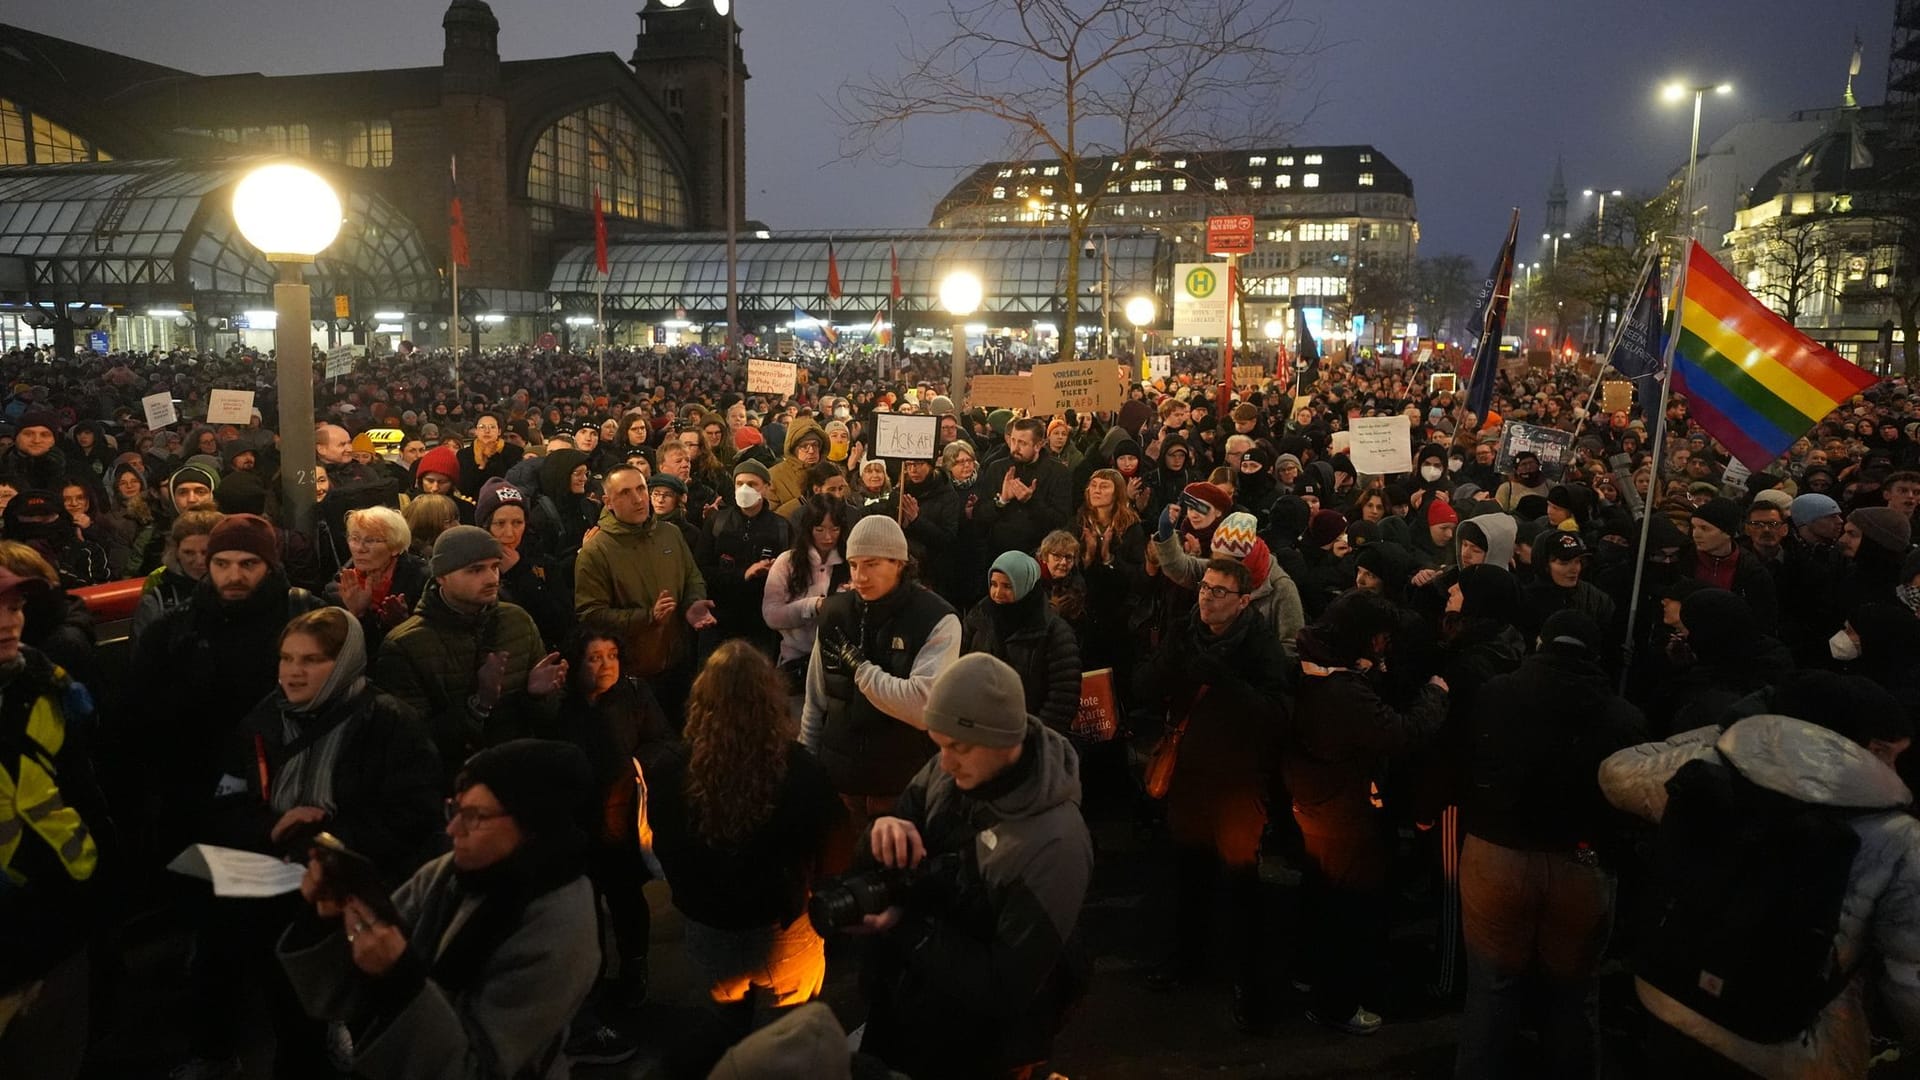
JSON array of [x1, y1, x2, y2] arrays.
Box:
[[1124, 295, 1156, 328], [232, 164, 342, 262], [939, 271, 983, 317]]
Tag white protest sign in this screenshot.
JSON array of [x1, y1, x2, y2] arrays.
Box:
[[1146, 354, 1172, 379], [1348, 414, 1413, 475], [142, 390, 178, 429], [1721, 459, 1752, 491], [873, 413, 938, 460], [1173, 262, 1230, 339], [746, 358, 798, 396], [206, 389, 255, 425], [325, 346, 354, 378]]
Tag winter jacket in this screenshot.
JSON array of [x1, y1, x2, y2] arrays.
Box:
[[206, 685, 444, 884], [1150, 530, 1306, 654], [323, 554, 432, 656], [561, 677, 673, 849], [277, 854, 598, 1080], [801, 584, 961, 797], [645, 742, 850, 930], [762, 547, 846, 666], [1599, 716, 1920, 1079], [961, 592, 1082, 737], [768, 418, 825, 510], [698, 503, 792, 644], [1463, 647, 1644, 852], [974, 455, 1074, 560], [901, 471, 961, 585], [374, 587, 558, 784], [454, 441, 523, 500], [1138, 605, 1290, 802], [573, 507, 707, 677], [1286, 663, 1447, 831], [1682, 543, 1781, 635], [859, 719, 1092, 1079]]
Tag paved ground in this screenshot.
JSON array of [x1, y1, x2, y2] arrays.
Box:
[[76, 821, 1920, 1079]]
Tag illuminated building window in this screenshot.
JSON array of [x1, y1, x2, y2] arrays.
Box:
[[526, 102, 689, 226], [8, 101, 108, 165], [1303, 173, 1320, 188], [1304, 154, 1322, 165], [1359, 172, 1375, 186], [1214, 178, 1229, 191]]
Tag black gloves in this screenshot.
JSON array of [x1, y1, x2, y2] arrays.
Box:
[[825, 630, 867, 673]]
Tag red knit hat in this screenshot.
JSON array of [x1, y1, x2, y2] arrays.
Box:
[[207, 513, 281, 568], [1427, 497, 1459, 526], [415, 444, 460, 484], [1180, 481, 1233, 517]]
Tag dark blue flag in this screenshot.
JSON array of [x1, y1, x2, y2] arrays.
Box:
[[1465, 211, 1520, 419], [1604, 251, 1667, 443]]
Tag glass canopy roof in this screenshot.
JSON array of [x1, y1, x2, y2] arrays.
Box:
[[549, 228, 1168, 323], [0, 158, 441, 313]]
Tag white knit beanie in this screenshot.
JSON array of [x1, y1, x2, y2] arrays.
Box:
[[845, 514, 909, 561]]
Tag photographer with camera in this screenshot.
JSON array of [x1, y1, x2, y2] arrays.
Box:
[[836, 652, 1092, 1080]]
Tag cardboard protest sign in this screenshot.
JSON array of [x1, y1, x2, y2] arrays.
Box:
[[968, 374, 1032, 411], [746, 359, 798, 396], [1347, 414, 1413, 475], [1601, 380, 1634, 414], [1030, 360, 1124, 415]]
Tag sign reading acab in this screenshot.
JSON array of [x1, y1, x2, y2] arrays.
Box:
[[1174, 262, 1230, 339]]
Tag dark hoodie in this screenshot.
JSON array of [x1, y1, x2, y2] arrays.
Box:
[[1654, 588, 1795, 735], [532, 448, 595, 557]]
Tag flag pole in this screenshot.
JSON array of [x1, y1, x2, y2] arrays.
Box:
[[451, 249, 461, 399], [1568, 248, 1657, 447], [1619, 250, 1685, 686]]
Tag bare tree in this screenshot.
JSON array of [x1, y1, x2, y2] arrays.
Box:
[[1741, 213, 1847, 323], [1350, 260, 1413, 348], [1412, 254, 1475, 340], [837, 0, 1322, 366]]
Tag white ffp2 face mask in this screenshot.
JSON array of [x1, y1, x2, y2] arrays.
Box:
[[1829, 628, 1861, 662], [735, 483, 763, 510], [1420, 465, 1443, 482]]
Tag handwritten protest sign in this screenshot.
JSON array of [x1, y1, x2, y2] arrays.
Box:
[[207, 389, 254, 425], [325, 346, 355, 379], [968, 374, 1032, 410], [1347, 414, 1413, 475], [142, 391, 178, 429], [746, 358, 798, 396], [873, 413, 938, 460], [1030, 360, 1124, 414], [1145, 354, 1172, 379]]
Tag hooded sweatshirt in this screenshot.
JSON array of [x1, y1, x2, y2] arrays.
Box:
[[769, 418, 825, 510], [1599, 715, 1920, 1080]]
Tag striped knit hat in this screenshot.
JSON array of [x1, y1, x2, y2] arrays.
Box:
[[1212, 512, 1260, 560]]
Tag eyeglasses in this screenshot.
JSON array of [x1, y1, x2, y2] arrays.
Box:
[[346, 534, 384, 546], [444, 800, 510, 831], [1745, 520, 1787, 531], [1198, 584, 1243, 600]]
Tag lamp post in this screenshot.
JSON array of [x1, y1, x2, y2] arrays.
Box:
[[939, 270, 983, 408], [232, 162, 342, 534], [1542, 230, 1571, 265], [662, 0, 738, 355], [1124, 294, 1155, 366], [1581, 187, 1625, 243], [1662, 81, 1733, 240]]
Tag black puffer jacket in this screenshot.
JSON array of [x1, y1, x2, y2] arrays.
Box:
[[962, 589, 1082, 737], [207, 684, 446, 884], [1137, 603, 1290, 799]]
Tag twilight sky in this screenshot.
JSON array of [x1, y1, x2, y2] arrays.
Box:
[[6, 0, 1896, 257]]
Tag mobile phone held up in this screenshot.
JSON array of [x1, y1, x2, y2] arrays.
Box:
[[310, 831, 403, 925]]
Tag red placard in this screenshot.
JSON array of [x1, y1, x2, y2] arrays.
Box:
[[1206, 215, 1256, 256]]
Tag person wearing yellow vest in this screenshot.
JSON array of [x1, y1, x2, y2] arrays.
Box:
[[0, 561, 108, 1080]]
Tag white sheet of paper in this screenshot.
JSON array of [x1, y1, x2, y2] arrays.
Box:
[[1348, 414, 1413, 475], [142, 391, 177, 429], [873, 413, 938, 459], [207, 389, 255, 425], [167, 843, 307, 898]]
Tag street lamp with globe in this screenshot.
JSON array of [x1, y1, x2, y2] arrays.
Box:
[[231, 162, 342, 532], [1124, 294, 1155, 366], [939, 270, 983, 406]]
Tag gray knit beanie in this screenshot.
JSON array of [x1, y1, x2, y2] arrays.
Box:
[[845, 514, 909, 561], [924, 653, 1029, 749], [431, 524, 503, 577]]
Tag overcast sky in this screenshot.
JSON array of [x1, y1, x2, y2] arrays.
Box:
[[6, 0, 1895, 257]]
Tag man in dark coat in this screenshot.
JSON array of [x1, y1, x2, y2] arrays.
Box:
[[975, 418, 1073, 560]]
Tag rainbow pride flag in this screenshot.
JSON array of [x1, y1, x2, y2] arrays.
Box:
[[1672, 240, 1879, 470]]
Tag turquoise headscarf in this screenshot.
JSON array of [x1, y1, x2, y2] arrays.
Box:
[[989, 551, 1040, 601]]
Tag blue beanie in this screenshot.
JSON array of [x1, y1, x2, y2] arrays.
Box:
[[989, 550, 1040, 601]]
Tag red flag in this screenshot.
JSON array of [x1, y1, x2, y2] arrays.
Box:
[[826, 240, 842, 300], [592, 188, 609, 275], [448, 155, 470, 270], [889, 244, 902, 303]]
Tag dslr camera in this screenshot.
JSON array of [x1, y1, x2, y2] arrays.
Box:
[[808, 851, 964, 936]]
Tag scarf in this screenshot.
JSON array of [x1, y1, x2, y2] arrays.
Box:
[[270, 616, 369, 814]]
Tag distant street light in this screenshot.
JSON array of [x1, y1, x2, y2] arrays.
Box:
[[1263, 318, 1286, 340], [1124, 294, 1155, 362], [940, 270, 983, 406], [232, 162, 342, 532]]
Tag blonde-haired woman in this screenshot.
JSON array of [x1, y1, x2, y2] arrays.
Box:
[[326, 506, 428, 651], [644, 641, 849, 1044]]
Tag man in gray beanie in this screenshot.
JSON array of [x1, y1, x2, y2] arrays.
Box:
[[857, 652, 1092, 1079], [802, 514, 960, 822], [378, 525, 569, 781]]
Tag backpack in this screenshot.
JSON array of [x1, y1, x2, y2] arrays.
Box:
[[1634, 751, 1860, 1043]]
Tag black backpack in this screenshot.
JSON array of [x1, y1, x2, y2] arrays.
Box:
[[1634, 752, 1860, 1043]]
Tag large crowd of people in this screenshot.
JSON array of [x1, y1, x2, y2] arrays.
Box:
[[3, 335, 1920, 1079]]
